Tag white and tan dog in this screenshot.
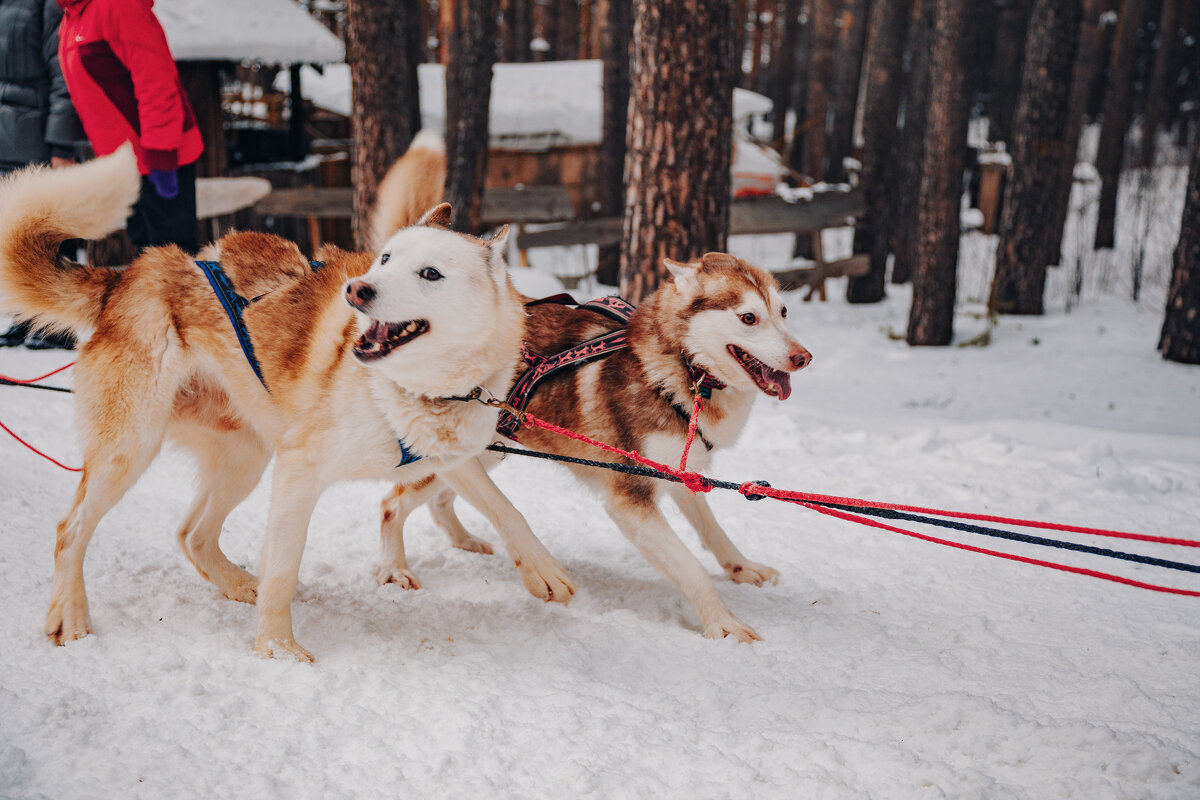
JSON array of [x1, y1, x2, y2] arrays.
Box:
[[0, 142, 572, 661], [377, 252, 811, 642]]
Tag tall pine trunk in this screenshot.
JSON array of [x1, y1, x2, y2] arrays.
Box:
[[799, 0, 836, 181], [990, 0, 1083, 316], [595, 0, 633, 286], [890, 0, 934, 285], [987, 0, 1035, 146], [1159, 130, 1200, 363], [907, 0, 969, 346], [345, 0, 423, 250], [1137, 0, 1181, 168], [770, 0, 801, 147], [826, 0, 870, 184], [620, 0, 735, 303], [444, 0, 500, 234], [1093, 0, 1146, 249], [846, 0, 909, 303], [1045, 0, 1104, 265]]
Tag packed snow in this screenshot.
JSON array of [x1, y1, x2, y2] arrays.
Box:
[[2, 165, 1199, 798]]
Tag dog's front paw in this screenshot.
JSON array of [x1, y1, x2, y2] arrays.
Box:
[[515, 558, 576, 605], [254, 636, 315, 663], [703, 612, 762, 644], [45, 595, 92, 644], [725, 560, 780, 587], [376, 565, 422, 590]]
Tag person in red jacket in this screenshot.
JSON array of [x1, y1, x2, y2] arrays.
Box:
[[56, 0, 203, 252]]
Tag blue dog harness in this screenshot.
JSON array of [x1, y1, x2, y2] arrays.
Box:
[[194, 259, 422, 467]]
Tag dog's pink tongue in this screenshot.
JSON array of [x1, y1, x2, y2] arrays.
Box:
[[767, 368, 792, 401]]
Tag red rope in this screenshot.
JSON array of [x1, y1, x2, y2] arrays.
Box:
[[679, 393, 703, 472], [0, 360, 76, 385], [796, 500, 1200, 598], [735, 482, 1200, 548], [525, 412, 714, 494], [519, 410, 1200, 595], [0, 419, 81, 472]]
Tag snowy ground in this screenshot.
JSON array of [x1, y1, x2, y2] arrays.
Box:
[[3, 167, 1200, 797]]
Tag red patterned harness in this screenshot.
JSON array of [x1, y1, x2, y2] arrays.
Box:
[[497, 294, 724, 447]]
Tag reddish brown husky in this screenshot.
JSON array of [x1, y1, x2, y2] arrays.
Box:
[[375, 251, 812, 642]]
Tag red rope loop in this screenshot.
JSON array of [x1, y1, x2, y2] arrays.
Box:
[[0, 360, 76, 385]]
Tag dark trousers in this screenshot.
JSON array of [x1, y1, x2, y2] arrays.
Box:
[[127, 162, 199, 252]]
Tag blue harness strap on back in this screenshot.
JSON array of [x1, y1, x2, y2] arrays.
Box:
[[195, 260, 268, 390], [197, 258, 421, 467]]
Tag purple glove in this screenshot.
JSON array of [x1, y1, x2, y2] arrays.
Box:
[[148, 169, 178, 199]]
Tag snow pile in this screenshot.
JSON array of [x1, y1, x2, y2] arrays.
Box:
[[155, 0, 344, 64]]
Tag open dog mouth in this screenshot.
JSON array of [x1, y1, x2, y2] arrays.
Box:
[[727, 344, 792, 400], [353, 319, 430, 362]]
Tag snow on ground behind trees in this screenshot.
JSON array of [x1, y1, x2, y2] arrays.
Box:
[[1, 164, 1199, 797]]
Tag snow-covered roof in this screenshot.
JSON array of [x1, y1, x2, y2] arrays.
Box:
[[154, 0, 344, 64], [279, 60, 773, 148]]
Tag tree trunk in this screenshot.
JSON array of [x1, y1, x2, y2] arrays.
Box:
[[346, 0, 423, 250], [1045, 0, 1104, 265], [800, 0, 837, 181], [826, 0, 871, 185], [1160, 141, 1200, 362], [535, 0, 559, 61], [906, 0, 970, 346], [444, 0, 500, 234], [558, 0, 581, 60], [1137, 0, 1181, 168], [846, 0, 909, 303], [511, 0, 532, 60], [990, 0, 1083, 316], [595, 0, 632, 285], [770, 0, 801, 148], [889, 0, 934, 285], [620, 0, 735, 303], [987, 0, 1035, 146], [1093, 0, 1147, 249], [748, 0, 769, 90]]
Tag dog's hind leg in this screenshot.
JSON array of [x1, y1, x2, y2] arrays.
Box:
[[46, 345, 180, 644], [604, 481, 761, 643], [378, 481, 494, 588], [667, 485, 780, 586], [430, 488, 494, 554], [174, 427, 271, 604]]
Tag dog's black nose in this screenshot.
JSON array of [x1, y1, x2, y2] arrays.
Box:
[[345, 280, 376, 308]]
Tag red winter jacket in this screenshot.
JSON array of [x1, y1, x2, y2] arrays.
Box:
[[56, 0, 202, 174]]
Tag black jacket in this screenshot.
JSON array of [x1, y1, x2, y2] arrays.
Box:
[[0, 0, 82, 170]]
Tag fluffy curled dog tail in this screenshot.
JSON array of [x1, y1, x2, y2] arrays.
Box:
[[0, 144, 141, 337], [370, 130, 447, 250]]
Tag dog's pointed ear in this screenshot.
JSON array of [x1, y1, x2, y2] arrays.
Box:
[[487, 224, 511, 276], [664, 258, 701, 295], [418, 203, 453, 229]]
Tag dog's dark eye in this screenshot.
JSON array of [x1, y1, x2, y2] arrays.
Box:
[[781, 306, 788, 319], [740, 312, 758, 326], [419, 266, 443, 281], [380, 253, 390, 265]]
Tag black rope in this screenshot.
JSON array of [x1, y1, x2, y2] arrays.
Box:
[[486, 442, 1200, 576], [0, 378, 73, 394]]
